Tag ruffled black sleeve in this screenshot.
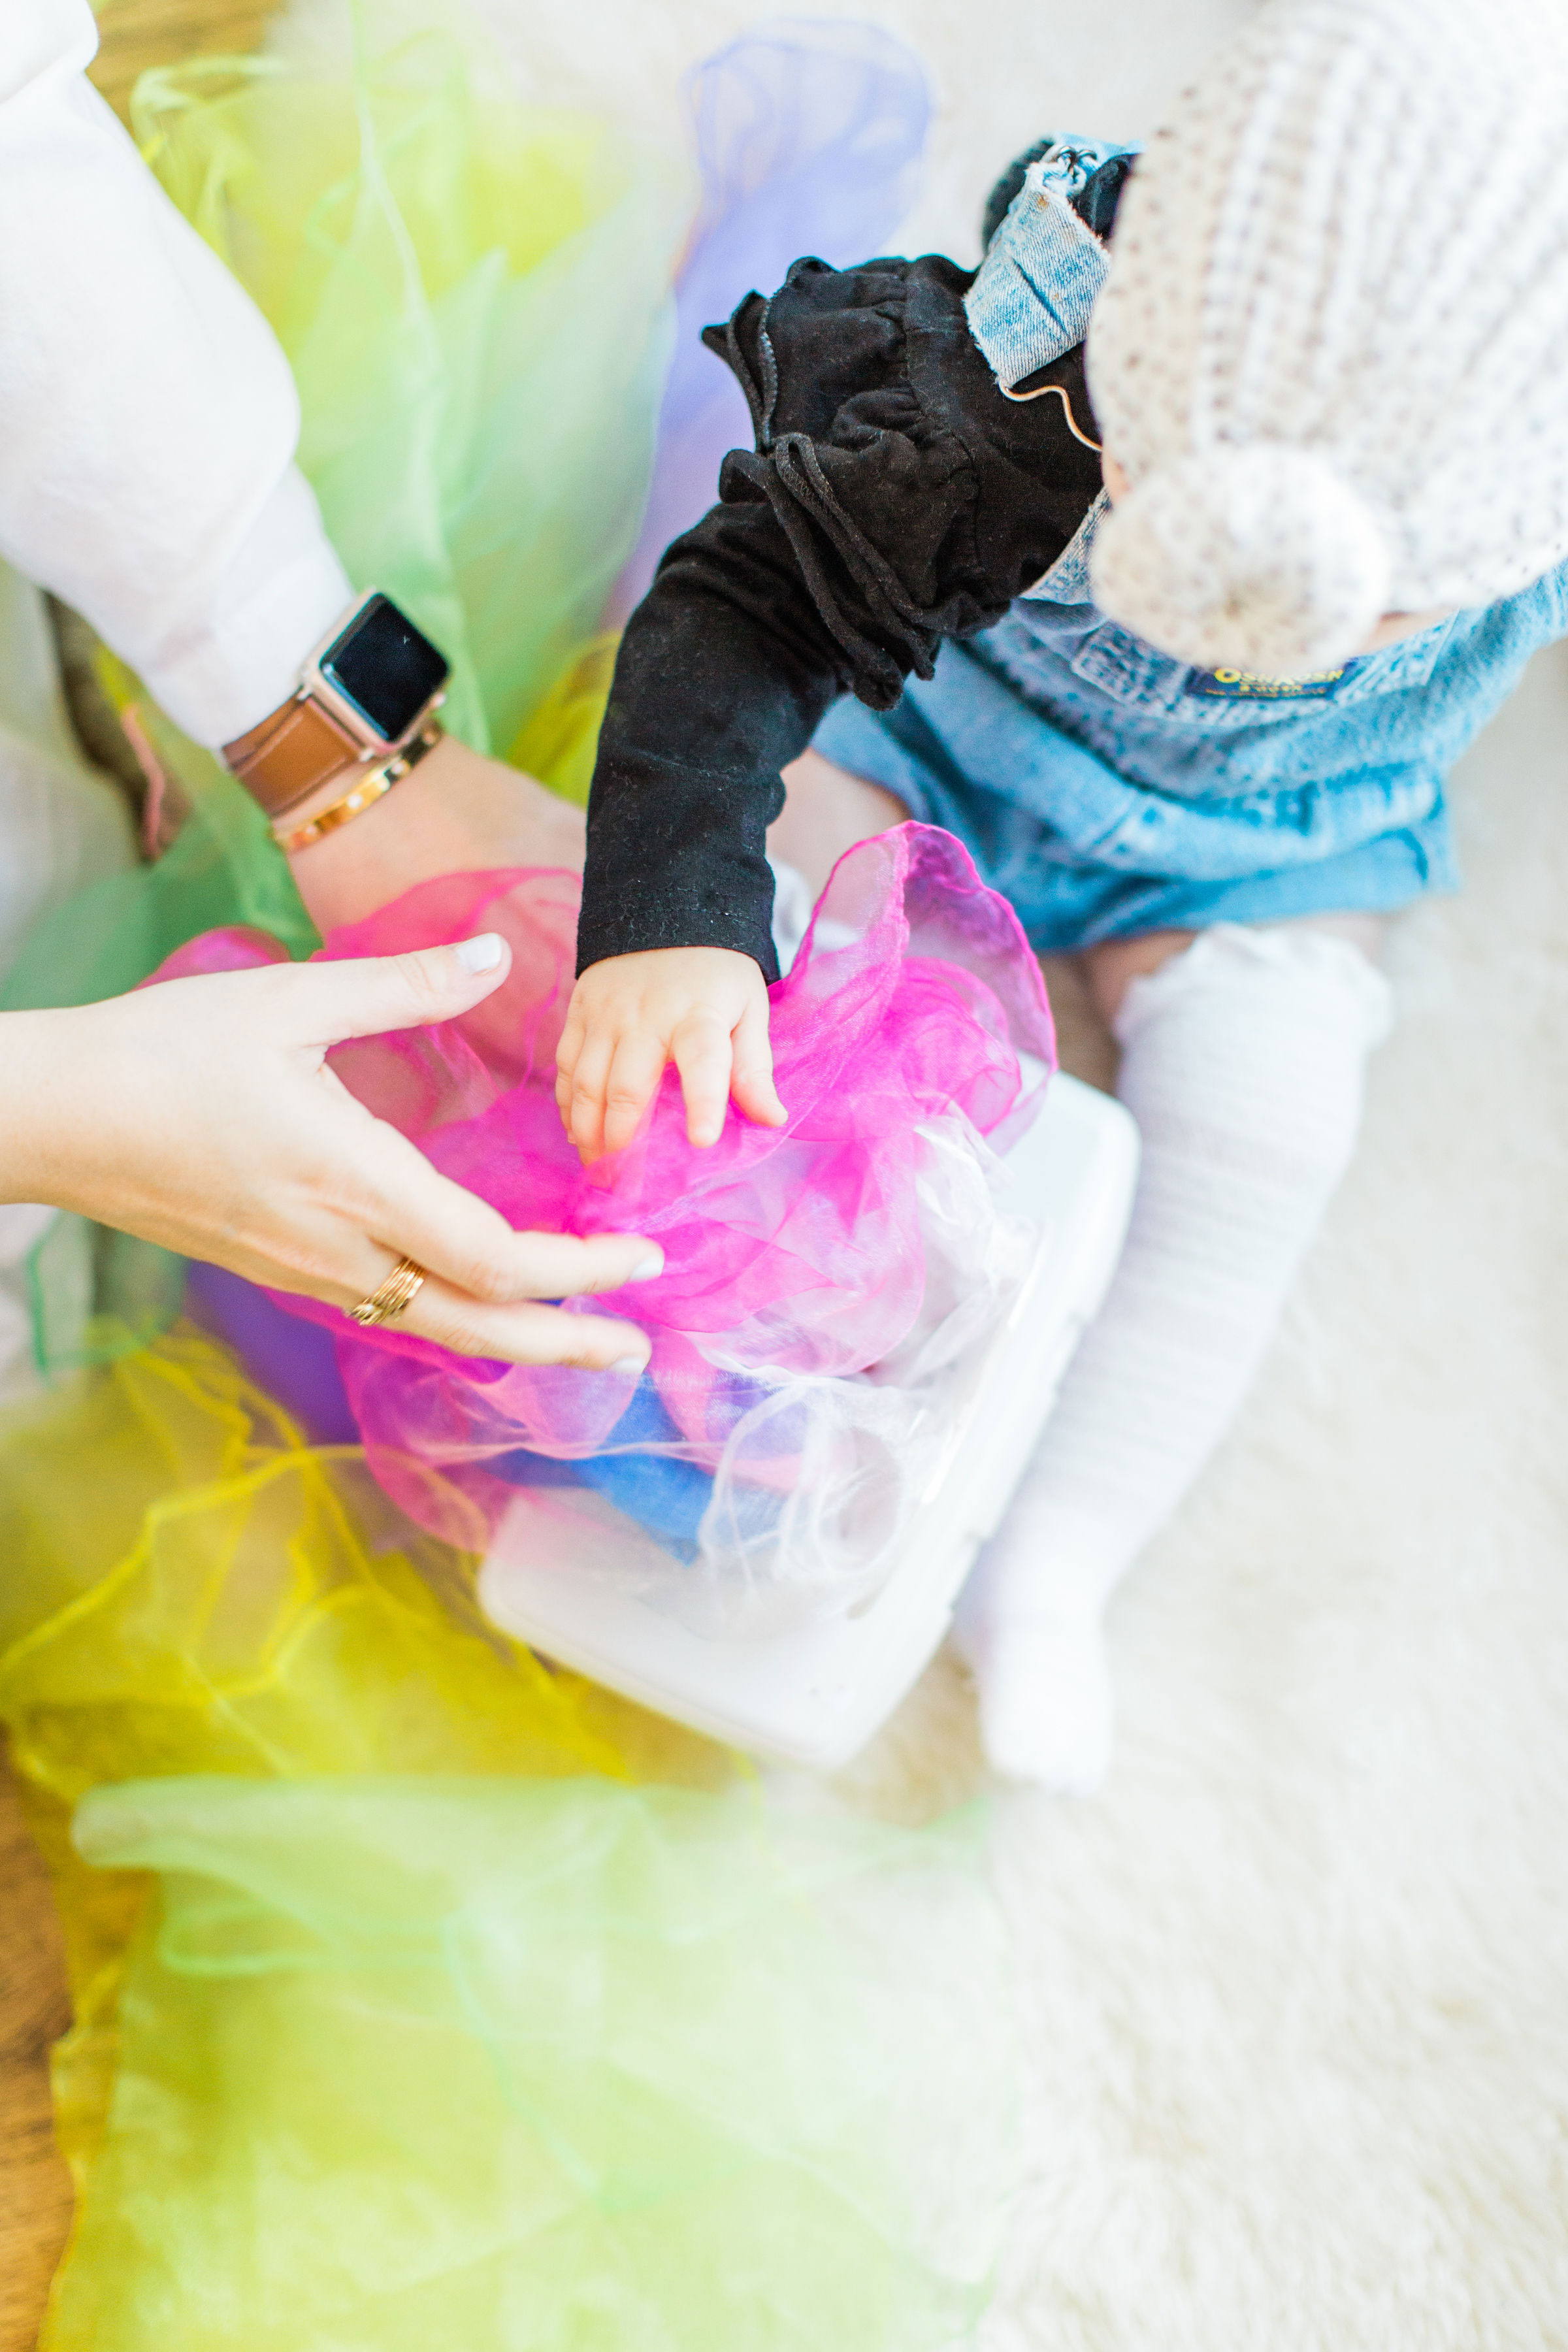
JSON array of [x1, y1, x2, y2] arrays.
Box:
[[576, 252, 1103, 981]]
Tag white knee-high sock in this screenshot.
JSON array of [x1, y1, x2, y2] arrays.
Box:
[[957, 923, 1393, 1793]]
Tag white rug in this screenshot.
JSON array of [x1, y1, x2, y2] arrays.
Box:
[[240, 0, 1568, 2336], [840, 630, 1568, 2350]]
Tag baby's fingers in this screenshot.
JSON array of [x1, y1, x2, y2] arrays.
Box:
[[670, 1008, 735, 1149], [601, 1032, 669, 1157], [553, 1002, 587, 1119], [563, 1032, 615, 1161], [555, 1004, 585, 1086], [729, 992, 787, 1131]]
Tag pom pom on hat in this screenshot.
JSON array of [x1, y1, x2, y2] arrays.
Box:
[[1085, 0, 1568, 666], [1090, 445, 1392, 674]]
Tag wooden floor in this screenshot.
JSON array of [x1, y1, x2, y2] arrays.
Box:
[[89, 0, 276, 122], [0, 1756, 73, 2352], [1, 15, 276, 2345]]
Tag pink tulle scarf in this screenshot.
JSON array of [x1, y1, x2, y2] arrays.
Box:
[[155, 825, 1054, 1619]]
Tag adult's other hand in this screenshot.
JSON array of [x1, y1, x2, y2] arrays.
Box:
[[0, 934, 660, 1369]]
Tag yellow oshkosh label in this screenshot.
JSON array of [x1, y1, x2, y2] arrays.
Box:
[[1188, 664, 1354, 699]]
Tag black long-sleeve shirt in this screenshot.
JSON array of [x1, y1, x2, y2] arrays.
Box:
[[576, 175, 1118, 981]]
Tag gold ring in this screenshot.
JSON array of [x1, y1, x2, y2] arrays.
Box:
[[348, 1256, 427, 1328]]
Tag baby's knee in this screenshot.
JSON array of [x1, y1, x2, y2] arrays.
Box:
[[1083, 926, 1197, 1026], [1108, 920, 1394, 1193]]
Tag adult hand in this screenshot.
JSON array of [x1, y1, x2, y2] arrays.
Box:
[[0, 935, 661, 1369], [555, 945, 787, 1164]]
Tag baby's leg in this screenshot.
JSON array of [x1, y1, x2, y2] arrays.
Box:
[[769, 749, 909, 895], [957, 917, 1392, 1794]]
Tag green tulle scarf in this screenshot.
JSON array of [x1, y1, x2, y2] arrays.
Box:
[[0, 22, 1016, 2344], [0, 1328, 1014, 2350]]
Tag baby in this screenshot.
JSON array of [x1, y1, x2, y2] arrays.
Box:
[[555, 0, 1568, 1791]]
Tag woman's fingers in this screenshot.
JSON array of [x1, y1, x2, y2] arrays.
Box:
[[395, 1279, 650, 1371], [301, 1077, 661, 1368], [328, 1095, 661, 1306], [322, 1217, 655, 1373], [18, 963, 666, 1375], [488, 1227, 663, 1298], [729, 990, 788, 1130], [291, 935, 514, 1049]]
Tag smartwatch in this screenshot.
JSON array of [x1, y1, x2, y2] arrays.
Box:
[[223, 591, 449, 819]]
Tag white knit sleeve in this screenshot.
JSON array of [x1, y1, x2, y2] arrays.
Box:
[[0, 0, 351, 747]]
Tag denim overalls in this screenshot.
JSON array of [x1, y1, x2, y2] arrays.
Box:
[[812, 139, 1568, 947]]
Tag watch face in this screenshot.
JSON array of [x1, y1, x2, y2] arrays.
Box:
[[321, 594, 448, 742]]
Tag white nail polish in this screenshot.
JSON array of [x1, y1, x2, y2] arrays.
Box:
[[453, 932, 504, 972], [629, 1250, 664, 1282], [609, 1354, 649, 1377]]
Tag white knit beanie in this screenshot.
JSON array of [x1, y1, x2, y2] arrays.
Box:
[[1086, 0, 1568, 673]]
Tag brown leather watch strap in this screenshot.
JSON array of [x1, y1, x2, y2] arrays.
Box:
[[222, 693, 367, 819]]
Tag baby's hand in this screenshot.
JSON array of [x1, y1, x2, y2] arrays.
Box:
[[556, 946, 787, 1164]]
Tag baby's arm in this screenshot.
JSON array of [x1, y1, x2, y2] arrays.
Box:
[[560, 448, 855, 1158], [561, 255, 1104, 1160]]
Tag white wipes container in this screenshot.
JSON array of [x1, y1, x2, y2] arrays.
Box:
[[480, 1071, 1138, 1767]]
